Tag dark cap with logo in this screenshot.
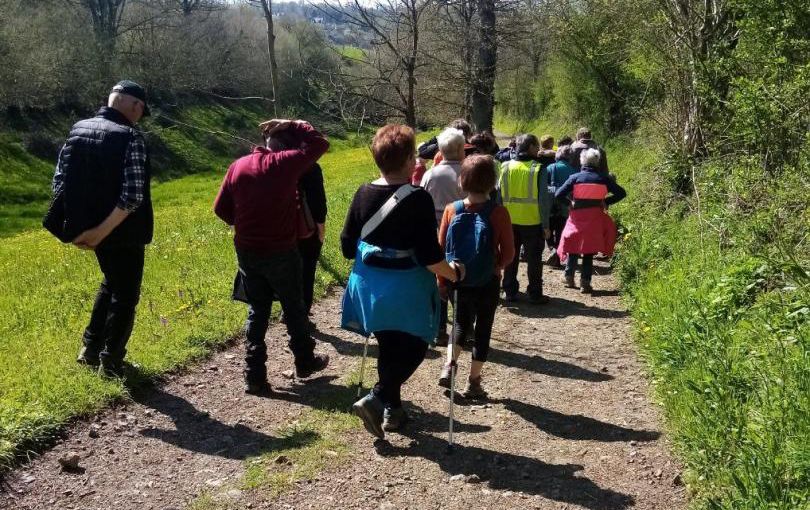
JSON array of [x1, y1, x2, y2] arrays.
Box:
[[111, 80, 150, 116]]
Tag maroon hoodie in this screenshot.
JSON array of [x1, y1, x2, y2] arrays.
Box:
[[214, 122, 329, 255]]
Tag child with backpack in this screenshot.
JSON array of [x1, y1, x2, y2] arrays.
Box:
[[437, 155, 514, 398]]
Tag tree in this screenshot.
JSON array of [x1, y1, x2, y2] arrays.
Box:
[[247, 0, 280, 112], [322, 0, 432, 128], [470, 0, 496, 131], [73, 0, 128, 51], [654, 0, 738, 158]]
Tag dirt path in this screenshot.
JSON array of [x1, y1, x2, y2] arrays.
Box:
[[1, 260, 687, 510]]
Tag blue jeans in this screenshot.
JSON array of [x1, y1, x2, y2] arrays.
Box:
[[565, 254, 594, 283], [236, 248, 316, 384]]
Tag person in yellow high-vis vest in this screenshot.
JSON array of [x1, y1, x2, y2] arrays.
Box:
[[498, 134, 552, 303]]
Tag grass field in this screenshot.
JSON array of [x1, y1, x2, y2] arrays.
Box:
[[0, 136, 379, 469]]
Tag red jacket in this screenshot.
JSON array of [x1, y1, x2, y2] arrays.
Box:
[[214, 122, 329, 255]]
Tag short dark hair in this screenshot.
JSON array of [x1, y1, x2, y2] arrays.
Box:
[[539, 135, 554, 149], [558, 135, 574, 146], [469, 132, 498, 155], [459, 154, 497, 194], [371, 124, 415, 175], [449, 118, 472, 140], [266, 130, 298, 151], [576, 127, 592, 141], [516, 133, 539, 155]]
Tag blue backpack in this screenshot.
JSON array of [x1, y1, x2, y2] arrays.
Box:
[[445, 200, 496, 287]]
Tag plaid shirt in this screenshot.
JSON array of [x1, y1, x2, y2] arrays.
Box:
[[52, 132, 147, 213]]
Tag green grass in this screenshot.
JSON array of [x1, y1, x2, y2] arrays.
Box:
[[0, 138, 378, 469], [494, 112, 576, 141]]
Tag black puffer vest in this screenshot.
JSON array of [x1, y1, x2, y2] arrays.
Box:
[[61, 107, 153, 246]]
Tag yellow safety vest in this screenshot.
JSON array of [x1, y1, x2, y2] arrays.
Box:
[[499, 160, 541, 226]]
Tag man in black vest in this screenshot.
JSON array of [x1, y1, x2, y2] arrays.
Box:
[[51, 80, 153, 378]]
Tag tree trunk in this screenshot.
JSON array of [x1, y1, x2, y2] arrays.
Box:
[[471, 0, 496, 132], [405, 60, 417, 128], [258, 0, 279, 112]]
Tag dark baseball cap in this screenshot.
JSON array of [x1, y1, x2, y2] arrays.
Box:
[[111, 80, 150, 116]]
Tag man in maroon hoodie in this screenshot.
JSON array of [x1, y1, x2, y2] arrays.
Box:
[[214, 119, 330, 395]]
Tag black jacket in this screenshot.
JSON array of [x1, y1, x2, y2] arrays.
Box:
[[59, 107, 153, 246]]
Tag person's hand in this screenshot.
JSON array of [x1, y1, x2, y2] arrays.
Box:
[[259, 119, 293, 137], [544, 228, 551, 240], [317, 223, 326, 243], [72, 227, 107, 250], [439, 286, 449, 301], [449, 260, 466, 282]]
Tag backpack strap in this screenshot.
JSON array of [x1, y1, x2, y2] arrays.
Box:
[[360, 184, 418, 240], [479, 199, 496, 218], [453, 200, 465, 215]]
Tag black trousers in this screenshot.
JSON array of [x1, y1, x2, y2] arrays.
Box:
[[373, 330, 428, 409], [503, 224, 544, 298], [298, 234, 323, 315], [547, 214, 567, 250], [452, 276, 500, 362], [82, 244, 145, 365], [237, 248, 316, 384]]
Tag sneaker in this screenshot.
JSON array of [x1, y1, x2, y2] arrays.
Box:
[[295, 353, 330, 378], [580, 281, 593, 294], [76, 346, 100, 368], [244, 380, 272, 396], [352, 392, 385, 439], [462, 376, 487, 399], [563, 274, 576, 288], [382, 407, 409, 432], [438, 363, 453, 389], [529, 294, 550, 304], [435, 332, 449, 347], [502, 292, 518, 303]]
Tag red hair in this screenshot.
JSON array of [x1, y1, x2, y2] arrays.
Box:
[[371, 124, 415, 175]]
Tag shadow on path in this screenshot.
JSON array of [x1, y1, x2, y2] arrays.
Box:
[[312, 329, 441, 360], [487, 346, 613, 382], [135, 389, 319, 460], [377, 423, 634, 509], [499, 398, 660, 442], [503, 297, 629, 320]]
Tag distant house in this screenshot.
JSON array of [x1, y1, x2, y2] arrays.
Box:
[[312, 16, 324, 24]]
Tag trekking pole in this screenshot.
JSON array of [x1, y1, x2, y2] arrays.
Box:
[[447, 286, 458, 453], [357, 333, 371, 398]]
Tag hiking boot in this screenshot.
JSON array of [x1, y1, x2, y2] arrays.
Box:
[[435, 331, 449, 347], [382, 407, 409, 432], [98, 360, 125, 379], [563, 274, 576, 288], [438, 363, 453, 389], [462, 376, 487, 399], [545, 252, 561, 267], [76, 346, 100, 368], [580, 280, 593, 294], [530, 294, 550, 305], [295, 353, 330, 378], [352, 392, 385, 439], [244, 380, 272, 396]]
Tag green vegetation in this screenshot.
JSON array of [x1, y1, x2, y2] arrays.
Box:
[[0, 117, 379, 470], [598, 135, 809, 508]]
